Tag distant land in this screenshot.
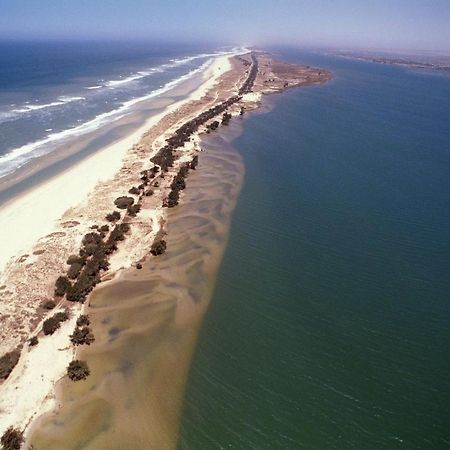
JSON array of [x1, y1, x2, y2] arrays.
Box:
[[331, 49, 450, 73]]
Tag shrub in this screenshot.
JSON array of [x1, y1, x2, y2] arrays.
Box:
[[105, 211, 121, 222], [42, 317, 61, 335], [55, 276, 71, 297], [145, 189, 154, 197], [99, 225, 109, 233], [150, 239, 167, 256], [54, 311, 69, 323], [82, 232, 102, 247], [114, 196, 134, 209], [76, 314, 90, 327], [0, 349, 20, 379], [70, 326, 95, 346], [136, 263, 142, 269], [67, 262, 83, 279], [0, 427, 24, 450], [29, 336, 38, 346], [42, 300, 56, 310], [127, 204, 141, 217], [67, 360, 90, 381], [170, 174, 186, 191], [222, 112, 232, 125], [67, 254, 85, 265], [190, 155, 199, 170], [128, 186, 140, 195], [164, 189, 179, 208]]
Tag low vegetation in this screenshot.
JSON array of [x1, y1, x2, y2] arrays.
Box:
[[67, 360, 90, 381], [114, 196, 134, 209], [0, 348, 20, 380], [54, 275, 71, 297], [42, 310, 69, 335], [76, 314, 90, 327], [150, 239, 167, 256], [70, 326, 95, 346], [0, 427, 24, 450], [42, 299, 56, 310], [105, 211, 121, 222]]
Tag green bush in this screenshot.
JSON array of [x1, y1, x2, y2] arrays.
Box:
[[54, 311, 69, 323], [127, 204, 141, 217], [54, 275, 71, 297], [42, 300, 56, 310], [67, 254, 85, 265], [67, 360, 90, 381], [150, 240, 167, 256], [42, 317, 61, 335], [114, 196, 134, 209], [128, 186, 140, 195], [0, 349, 20, 380], [190, 155, 199, 170], [105, 211, 121, 222], [67, 262, 83, 279], [70, 326, 95, 346], [0, 427, 24, 450], [76, 314, 90, 327]]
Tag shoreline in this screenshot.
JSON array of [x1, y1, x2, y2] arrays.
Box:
[[0, 50, 331, 443], [0, 52, 243, 437]]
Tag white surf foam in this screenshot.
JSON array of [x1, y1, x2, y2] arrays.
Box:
[[0, 59, 214, 178]]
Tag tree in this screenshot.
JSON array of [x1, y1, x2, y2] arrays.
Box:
[[127, 204, 141, 217], [105, 211, 121, 222], [67, 262, 83, 279], [29, 336, 39, 347], [128, 186, 140, 195], [42, 300, 56, 310], [0, 427, 24, 450], [150, 239, 167, 256], [54, 275, 71, 297], [67, 360, 90, 381], [190, 155, 199, 170], [114, 196, 134, 209], [42, 317, 61, 335], [0, 349, 20, 380], [76, 314, 90, 327], [70, 326, 95, 346], [54, 311, 69, 323]]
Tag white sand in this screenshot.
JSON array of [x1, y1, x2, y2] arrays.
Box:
[[0, 51, 244, 275], [0, 304, 82, 435], [0, 50, 247, 437]]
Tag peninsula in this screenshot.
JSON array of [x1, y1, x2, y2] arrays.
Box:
[[0, 51, 331, 448]]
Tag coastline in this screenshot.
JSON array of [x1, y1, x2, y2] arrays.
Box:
[[0, 50, 331, 444], [0, 52, 242, 438]]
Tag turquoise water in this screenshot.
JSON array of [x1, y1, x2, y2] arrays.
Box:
[[177, 52, 450, 449]]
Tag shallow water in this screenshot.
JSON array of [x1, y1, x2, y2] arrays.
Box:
[[176, 51, 450, 449], [29, 123, 245, 450]]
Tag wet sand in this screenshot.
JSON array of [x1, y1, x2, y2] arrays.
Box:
[[28, 123, 245, 449]]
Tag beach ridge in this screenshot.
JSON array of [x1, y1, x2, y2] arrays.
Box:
[[0, 51, 331, 441]]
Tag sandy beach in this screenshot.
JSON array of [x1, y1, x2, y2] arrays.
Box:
[[0, 50, 331, 443]]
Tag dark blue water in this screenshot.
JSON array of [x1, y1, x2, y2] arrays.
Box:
[[0, 41, 234, 178], [178, 51, 450, 449]]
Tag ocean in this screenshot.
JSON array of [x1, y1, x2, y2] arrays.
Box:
[[177, 50, 450, 449], [0, 41, 237, 189]]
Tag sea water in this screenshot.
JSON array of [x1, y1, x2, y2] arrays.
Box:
[[0, 41, 237, 184], [177, 49, 450, 449]]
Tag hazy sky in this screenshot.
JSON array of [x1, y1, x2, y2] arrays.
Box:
[[1, 0, 449, 52]]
